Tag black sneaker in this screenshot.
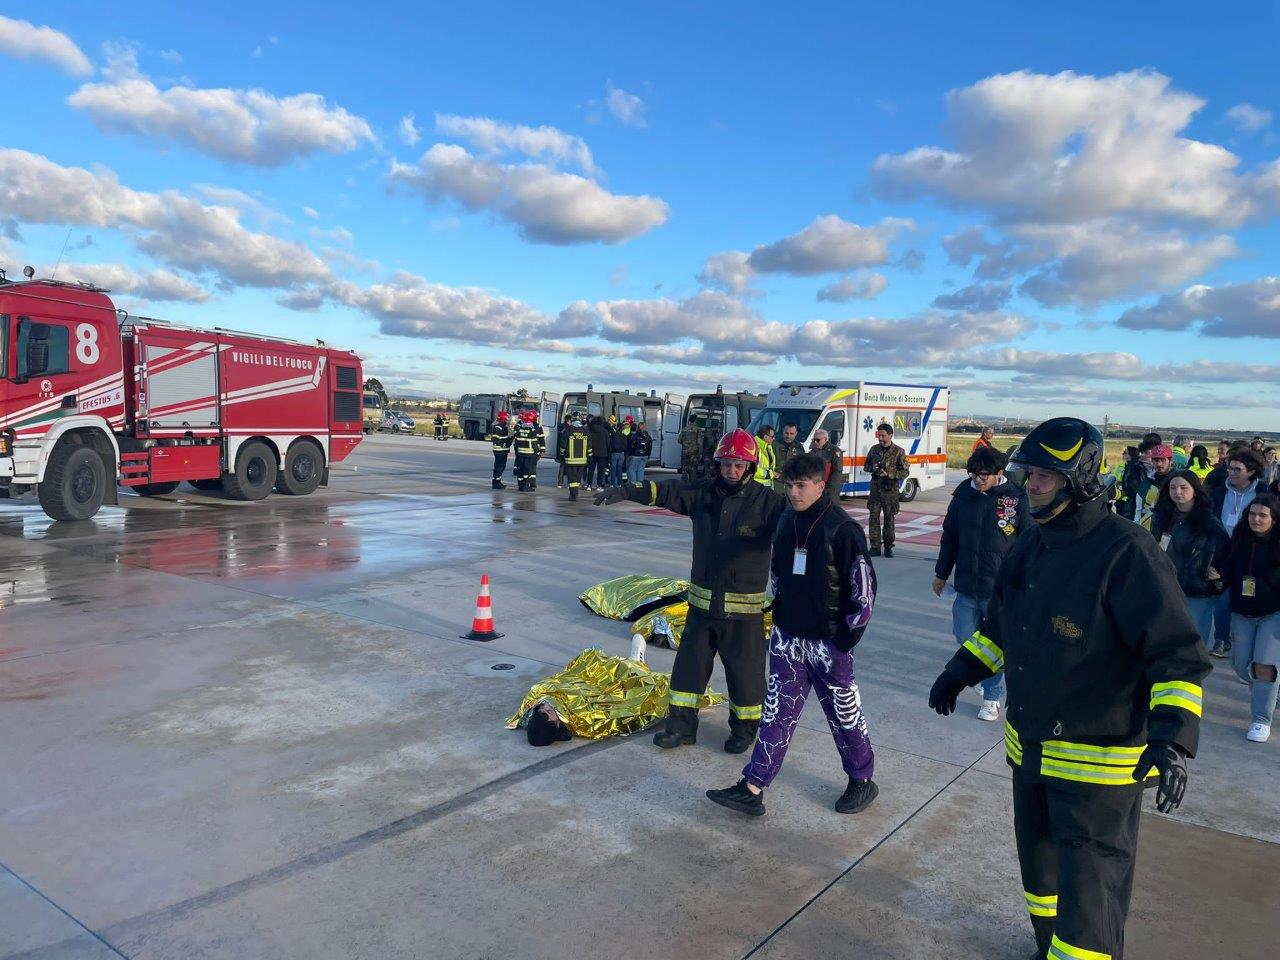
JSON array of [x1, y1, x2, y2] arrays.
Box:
[[868, 546, 882, 557], [706, 778, 765, 817], [835, 777, 879, 814], [883, 545, 894, 558], [653, 730, 696, 749]]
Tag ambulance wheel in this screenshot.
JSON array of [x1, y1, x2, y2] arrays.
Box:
[[899, 479, 919, 503], [136, 482, 180, 496], [39, 442, 106, 521], [189, 478, 224, 492], [224, 441, 277, 501], [276, 441, 324, 496]]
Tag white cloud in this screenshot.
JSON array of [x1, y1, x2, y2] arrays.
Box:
[[817, 273, 889, 302], [698, 250, 756, 294], [874, 70, 1269, 228], [1226, 103, 1272, 134], [49, 262, 210, 302], [302, 206, 320, 219], [389, 144, 668, 245], [434, 114, 595, 174], [790, 311, 1032, 366], [0, 15, 92, 76], [1116, 278, 1280, 337], [748, 215, 913, 276], [309, 225, 354, 245], [0, 149, 332, 289], [606, 85, 646, 128], [399, 113, 422, 147], [68, 50, 375, 165], [931, 281, 1011, 311]]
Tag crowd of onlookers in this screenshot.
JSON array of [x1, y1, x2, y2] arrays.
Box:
[[933, 430, 1279, 745], [554, 413, 654, 490]]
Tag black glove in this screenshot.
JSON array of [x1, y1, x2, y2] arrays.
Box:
[[593, 486, 629, 506], [928, 668, 968, 716], [1132, 740, 1187, 813]]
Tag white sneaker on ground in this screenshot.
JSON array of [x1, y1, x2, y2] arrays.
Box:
[[977, 700, 1001, 722], [629, 633, 647, 664], [1246, 723, 1271, 743]]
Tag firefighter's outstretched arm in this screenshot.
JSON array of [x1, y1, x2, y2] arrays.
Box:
[[592, 478, 698, 514], [930, 584, 1005, 716]]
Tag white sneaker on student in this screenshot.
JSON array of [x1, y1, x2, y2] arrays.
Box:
[[977, 700, 1001, 722], [1246, 723, 1271, 743]]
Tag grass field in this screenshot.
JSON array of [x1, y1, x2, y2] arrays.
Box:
[[946, 435, 1131, 470]]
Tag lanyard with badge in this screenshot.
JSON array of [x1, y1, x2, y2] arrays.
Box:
[[792, 501, 834, 575], [1243, 542, 1258, 598]]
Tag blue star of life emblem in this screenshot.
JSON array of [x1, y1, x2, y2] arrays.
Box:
[[862, 416, 874, 432]]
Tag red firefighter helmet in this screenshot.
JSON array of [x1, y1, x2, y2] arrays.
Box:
[[496, 410, 509, 422], [714, 428, 759, 464], [519, 409, 538, 424]]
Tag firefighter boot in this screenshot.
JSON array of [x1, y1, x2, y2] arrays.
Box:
[[569, 487, 578, 501], [492, 478, 506, 490], [1029, 917, 1053, 960], [653, 706, 697, 748], [725, 719, 759, 754]]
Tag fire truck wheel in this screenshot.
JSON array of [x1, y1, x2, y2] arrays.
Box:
[[223, 441, 278, 501], [136, 482, 180, 496], [39, 442, 107, 521], [899, 478, 919, 503], [276, 441, 324, 496]]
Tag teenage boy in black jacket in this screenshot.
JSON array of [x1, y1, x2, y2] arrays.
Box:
[[706, 453, 878, 818], [933, 445, 1030, 721]]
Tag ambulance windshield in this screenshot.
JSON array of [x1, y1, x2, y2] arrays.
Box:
[[750, 407, 820, 439]]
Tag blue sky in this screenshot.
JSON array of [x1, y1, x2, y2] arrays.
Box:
[[1, 2, 1277, 430]]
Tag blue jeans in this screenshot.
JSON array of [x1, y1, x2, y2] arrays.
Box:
[[609, 452, 626, 486], [952, 592, 1006, 702], [1185, 596, 1218, 650], [626, 456, 646, 483], [1213, 591, 1232, 645], [1230, 611, 1280, 725]]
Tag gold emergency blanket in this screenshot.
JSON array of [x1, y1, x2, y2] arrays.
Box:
[[631, 602, 773, 651], [506, 648, 725, 739], [578, 575, 689, 621]]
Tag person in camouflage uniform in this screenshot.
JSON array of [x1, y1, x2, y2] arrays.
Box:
[[679, 418, 705, 482], [864, 422, 910, 557]]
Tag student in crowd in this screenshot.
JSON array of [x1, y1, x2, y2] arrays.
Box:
[[1151, 471, 1229, 654], [1116, 446, 1142, 520], [1220, 495, 1280, 743], [1208, 448, 1267, 657], [1187, 445, 1214, 481], [932, 445, 1029, 721], [1265, 447, 1280, 488]]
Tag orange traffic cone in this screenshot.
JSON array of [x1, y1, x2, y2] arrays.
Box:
[[461, 573, 505, 641]]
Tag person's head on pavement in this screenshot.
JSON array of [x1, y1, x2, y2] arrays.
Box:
[[781, 453, 829, 512]]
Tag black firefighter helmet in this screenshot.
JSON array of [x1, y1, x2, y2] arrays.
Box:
[[1007, 417, 1108, 522]]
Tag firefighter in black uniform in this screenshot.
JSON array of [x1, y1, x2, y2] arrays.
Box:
[[487, 411, 513, 489], [928, 417, 1210, 960], [434, 413, 448, 440], [595, 427, 787, 752], [559, 415, 591, 501], [512, 409, 545, 491]]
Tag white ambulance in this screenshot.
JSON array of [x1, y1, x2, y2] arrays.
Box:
[[752, 381, 949, 501]]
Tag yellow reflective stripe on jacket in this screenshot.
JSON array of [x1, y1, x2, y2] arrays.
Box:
[[1024, 891, 1058, 918], [730, 702, 763, 720], [1041, 740, 1146, 766], [962, 631, 1004, 672], [723, 590, 768, 614], [1040, 759, 1157, 785], [688, 583, 712, 610], [669, 690, 702, 709], [1004, 722, 1023, 765], [687, 584, 768, 614], [1150, 680, 1204, 717], [1049, 934, 1111, 960]]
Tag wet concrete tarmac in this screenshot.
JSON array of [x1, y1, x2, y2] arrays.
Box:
[[0, 434, 1276, 959]]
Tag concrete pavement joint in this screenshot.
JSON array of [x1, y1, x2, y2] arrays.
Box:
[[739, 738, 1005, 960], [97, 733, 640, 941], [0, 862, 130, 960]]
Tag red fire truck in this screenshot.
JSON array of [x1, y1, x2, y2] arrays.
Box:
[[0, 275, 364, 521]]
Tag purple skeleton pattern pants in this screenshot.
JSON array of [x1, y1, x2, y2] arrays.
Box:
[[742, 626, 875, 789]]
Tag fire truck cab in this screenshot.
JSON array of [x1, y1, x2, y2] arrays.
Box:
[[0, 276, 364, 521]]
